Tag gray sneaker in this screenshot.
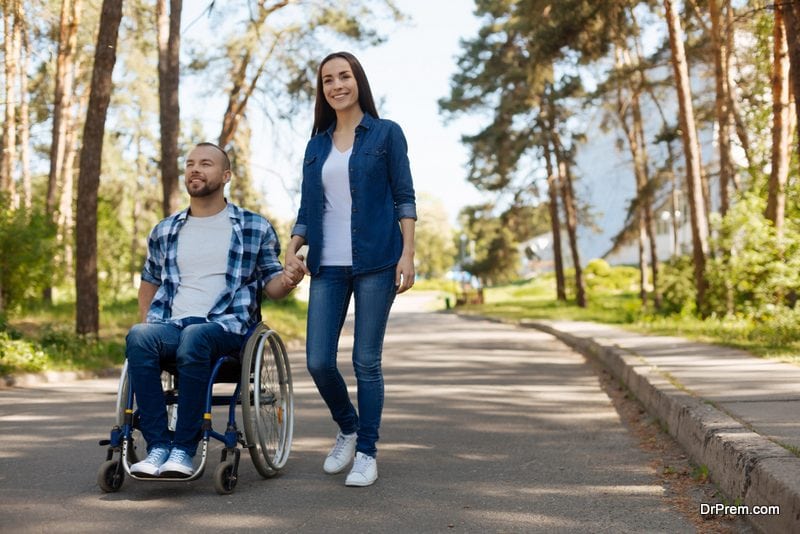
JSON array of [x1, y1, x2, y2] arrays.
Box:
[[323, 431, 357, 474], [130, 446, 170, 477], [345, 452, 378, 487]]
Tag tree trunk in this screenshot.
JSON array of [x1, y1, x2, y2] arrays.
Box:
[[47, 0, 81, 218], [18, 1, 30, 210], [2, 0, 18, 201], [542, 139, 566, 301], [75, 0, 123, 335], [767, 3, 791, 240], [710, 0, 736, 216], [553, 139, 586, 308], [664, 0, 709, 313], [783, 0, 800, 158], [157, 0, 181, 217], [217, 1, 287, 148]]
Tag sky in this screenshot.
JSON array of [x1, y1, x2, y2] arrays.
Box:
[[178, 0, 643, 262], [182, 0, 487, 227]]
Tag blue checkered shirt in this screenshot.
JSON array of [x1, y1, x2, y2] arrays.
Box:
[[141, 202, 283, 335]]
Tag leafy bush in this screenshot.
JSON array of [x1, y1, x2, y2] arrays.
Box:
[[0, 203, 57, 312], [583, 259, 639, 294], [705, 193, 800, 316], [658, 255, 697, 316]]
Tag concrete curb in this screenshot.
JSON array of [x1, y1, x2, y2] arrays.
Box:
[[524, 320, 800, 534]]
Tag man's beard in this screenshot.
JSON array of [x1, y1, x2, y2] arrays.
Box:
[[187, 179, 222, 198]]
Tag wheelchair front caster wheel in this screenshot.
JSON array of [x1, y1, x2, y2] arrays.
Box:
[[97, 460, 124, 492], [213, 461, 237, 495]]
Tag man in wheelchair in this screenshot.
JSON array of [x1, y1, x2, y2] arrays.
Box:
[[126, 142, 303, 478]]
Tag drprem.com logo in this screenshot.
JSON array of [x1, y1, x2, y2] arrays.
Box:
[[700, 503, 780, 516]]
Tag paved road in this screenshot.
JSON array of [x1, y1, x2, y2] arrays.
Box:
[[0, 296, 694, 532]]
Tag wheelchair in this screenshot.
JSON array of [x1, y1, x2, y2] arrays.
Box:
[[97, 322, 294, 495]]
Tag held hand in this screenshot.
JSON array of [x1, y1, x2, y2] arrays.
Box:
[[395, 255, 415, 294], [282, 253, 310, 288]]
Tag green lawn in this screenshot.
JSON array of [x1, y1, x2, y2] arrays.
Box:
[[453, 276, 800, 365], [1, 297, 308, 376]]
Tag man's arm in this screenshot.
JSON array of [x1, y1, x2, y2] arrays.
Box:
[[138, 281, 158, 322]]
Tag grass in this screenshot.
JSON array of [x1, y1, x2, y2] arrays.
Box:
[[1, 296, 308, 376], [452, 274, 800, 365]]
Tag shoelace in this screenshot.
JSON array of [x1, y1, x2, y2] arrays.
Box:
[[350, 454, 372, 474], [330, 434, 350, 457], [168, 449, 190, 464], [144, 449, 168, 465]]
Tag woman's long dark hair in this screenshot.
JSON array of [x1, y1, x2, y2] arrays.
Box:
[[312, 51, 379, 137]]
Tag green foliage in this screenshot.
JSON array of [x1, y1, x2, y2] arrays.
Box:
[[705, 194, 800, 315], [0, 204, 57, 312], [658, 255, 697, 316], [415, 194, 457, 279], [0, 326, 125, 375], [459, 204, 520, 285], [583, 258, 639, 294]]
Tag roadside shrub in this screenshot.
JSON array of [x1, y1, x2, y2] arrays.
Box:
[[0, 203, 57, 312], [706, 193, 800, 316], [658, 255, 696, 315], [582, 259, 640, 295]]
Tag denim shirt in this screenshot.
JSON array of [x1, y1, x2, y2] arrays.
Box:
[[291, 113, 417, 275]]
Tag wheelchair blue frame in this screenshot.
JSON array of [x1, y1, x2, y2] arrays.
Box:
[[97, 319, 293, 494]]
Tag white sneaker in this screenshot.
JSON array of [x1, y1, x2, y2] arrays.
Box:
[[323, 431, 358, 474], [130, 446, 170, 477], [345, 452, 378, 487]]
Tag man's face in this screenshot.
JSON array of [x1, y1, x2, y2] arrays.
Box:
[[184, 145, 230, 198]]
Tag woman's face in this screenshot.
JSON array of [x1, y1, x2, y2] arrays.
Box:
[[320, 57, 360, 114]]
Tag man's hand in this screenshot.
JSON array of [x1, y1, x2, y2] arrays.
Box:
[[282, 252, 310, 289]]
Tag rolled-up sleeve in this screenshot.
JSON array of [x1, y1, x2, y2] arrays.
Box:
[[258, 221, 284, 284], [388, 122, 417, 221]]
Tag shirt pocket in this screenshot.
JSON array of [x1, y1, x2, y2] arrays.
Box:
[[362, 146, 388, 177]]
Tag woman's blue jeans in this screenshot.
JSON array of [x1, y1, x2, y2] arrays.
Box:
[[125, 319, 244, 456], [306, 266, 397, 458]]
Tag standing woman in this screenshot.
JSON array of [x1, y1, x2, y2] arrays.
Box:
[[284, 51, 416, 487]]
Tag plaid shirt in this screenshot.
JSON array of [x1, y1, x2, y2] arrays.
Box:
[[141, 202, 283, 335]]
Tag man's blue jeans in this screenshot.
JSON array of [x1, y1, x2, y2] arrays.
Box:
[[306, 266, 396, 458], [125, 319, 244, 456]]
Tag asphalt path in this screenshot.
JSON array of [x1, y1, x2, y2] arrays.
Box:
[[0, 294, 694, 532]]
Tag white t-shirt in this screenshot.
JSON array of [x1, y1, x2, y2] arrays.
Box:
[[171, 208, 233, 320], [320, 146, 353, 266]]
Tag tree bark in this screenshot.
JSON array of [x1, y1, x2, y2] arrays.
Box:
[[17, 1, 30, 209], [552, 137, 586, 308], [710, 0, 736, 216], [47, 0, 81, 218], [664, 0, 709, 313], [2, 0, 18, 201], [783, 0, 800, 157], [542, 139, 566, 301], [75, 0, 123, 335], [157, 0, 182, 217], [767, 3, 791, 240]]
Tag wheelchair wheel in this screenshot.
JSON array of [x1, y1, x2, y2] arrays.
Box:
[[97, 460, 124, 492], [213, 460, 237, 494], [116, 360, 176, 464], [241, 323, 294, 477]]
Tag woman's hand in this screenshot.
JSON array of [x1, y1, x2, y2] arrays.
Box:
[[395, 254, 415, 294]]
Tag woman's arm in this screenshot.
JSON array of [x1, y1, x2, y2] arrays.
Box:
[[395, 217, 415, 293]]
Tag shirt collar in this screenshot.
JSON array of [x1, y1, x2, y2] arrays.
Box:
[[325, 112, 376, 138]]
